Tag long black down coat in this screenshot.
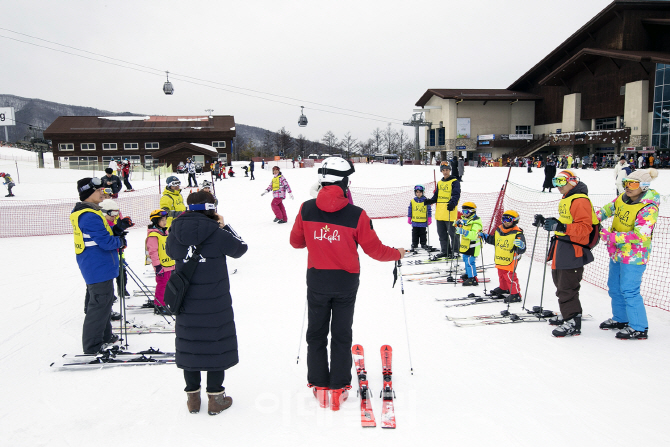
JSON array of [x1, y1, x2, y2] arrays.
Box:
[[165, 212, 248, 371], [543, 161, 557, 189]]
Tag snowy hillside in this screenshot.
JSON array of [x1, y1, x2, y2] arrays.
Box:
[[1, 147, 669, 446]]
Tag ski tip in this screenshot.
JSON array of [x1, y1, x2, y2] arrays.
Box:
[[352, 344, 364, 355], [380, 344, 392, 352]]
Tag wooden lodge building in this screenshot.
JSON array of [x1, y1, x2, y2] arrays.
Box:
[[416, 0, 670, 161], [44, 115, 236, 171]]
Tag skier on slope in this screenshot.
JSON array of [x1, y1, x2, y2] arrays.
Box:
[[121, 160, 134, 191], [1, 172, 16, 197], [100, 199, 130, 298], [454, 202, 483, 286], [261, 166, 293, 224], [160, 176, 186, 228], [289, 157, 405, 411], [146, 209, 175, 311]]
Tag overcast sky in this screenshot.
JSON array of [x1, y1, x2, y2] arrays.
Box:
[[2, 0, 612, 144]]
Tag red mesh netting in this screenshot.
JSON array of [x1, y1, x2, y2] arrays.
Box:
[[0, 186, 161, 238]]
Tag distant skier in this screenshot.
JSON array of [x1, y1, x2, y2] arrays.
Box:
[[121, 160, 134, 191], [261, 166, 293, 223], [1, 172, 16, 197], [407, 185, 432, 250]]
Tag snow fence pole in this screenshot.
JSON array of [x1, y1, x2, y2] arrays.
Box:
[[538, 232, 552, 313], [397, 260, 414, 375], [522, 216, 543, 311], [118, 248, 129, 348]]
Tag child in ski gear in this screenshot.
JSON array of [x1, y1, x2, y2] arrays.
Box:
[[165, 190, 247, 415], [102, 168, 122, 198], [455, 202, 482, 286], [100, 199, 131, 298], [198, 179, 218, 206], [290, 157, 404, 411], [228, 166, 235, 177], [542, 170, 598, 337], [480, 210, 527, 302], [424, 164, 460, 259], [121, 160, 134, 191], [160, 176, 186, 228], [596, 168, 659, 340], [146, 209, 175, 308], [243, 166, 249, 177], [262, 166, 293, 223], [0, 172, 15, 197], [71, 178, 129, 354], [407, 185, 432, 249]]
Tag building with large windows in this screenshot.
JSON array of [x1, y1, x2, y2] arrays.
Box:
[[416, 0, 670, 162], [44, 115, 235, 170]]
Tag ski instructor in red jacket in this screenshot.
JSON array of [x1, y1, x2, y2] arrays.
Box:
[[290, 157, 405, 411]]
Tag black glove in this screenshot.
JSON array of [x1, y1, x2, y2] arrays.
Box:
[[113, 217, 134, 235], [543, 217, 566, 232], [118, 234, 127, 249], [532, 214, 545, 228], [154, 265, 164, 276], [447, 204, 455, 211]]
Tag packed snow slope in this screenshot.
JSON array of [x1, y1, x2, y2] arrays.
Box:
[[1, 148, 669, 446]]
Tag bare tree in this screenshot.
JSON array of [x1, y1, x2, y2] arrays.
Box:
[[340, 132, 359, 159], [261, 130, 274, 157], [397, 128, 408, 159], [370, 127, 383, 154], [321, 131, 338, 155], [274, 127, 293, 158], [295, 134, 308, 159], [382, 123, 398, 154]]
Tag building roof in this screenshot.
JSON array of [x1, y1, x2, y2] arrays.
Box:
[[508, 0, 670, 90], [152, 142, 218, 158], [539, 48, 670, 86], [415, 89, 542, 107], [44, 115, 236, 137]]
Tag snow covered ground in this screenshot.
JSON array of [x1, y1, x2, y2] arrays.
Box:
[[2, 146, 670, 446]]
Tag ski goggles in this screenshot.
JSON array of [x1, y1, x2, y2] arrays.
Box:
[[501, 215, 517, 223], [188, 203, 216, 211], [168, 180, 181, 187], [78, 177, 102, 194], [551, 176, 568, 187], [461, 208, 475, 216], [100, 188, 113, 195], [105, 210, 120, 217], [622, 179, 649, 190]]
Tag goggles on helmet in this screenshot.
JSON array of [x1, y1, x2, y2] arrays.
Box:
[[168, 180, 181, 187], [502, 215, 517, 223], [462, 208, 475, 216], [105, 209, 120, 217], [414, 185, 424, 192], [551, 176, 568, 187], [78, 177, 102, 194], [622, 179, 647, 190], [100, 188, 112, 195]]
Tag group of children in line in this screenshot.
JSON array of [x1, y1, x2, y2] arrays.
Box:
[[408, 185, 526, 299]]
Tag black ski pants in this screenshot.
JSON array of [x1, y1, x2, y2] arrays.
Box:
[[122, 175, 133, 190], [187, 173, 197, 187], [411, 226, 427, 247], [250, 170, 255, 180], [435, 220, 457, 255], [551, 267, 584, 320], [82, 279, 116, 354], [306, 288, 356, 390], [184, 370, 225, 393]]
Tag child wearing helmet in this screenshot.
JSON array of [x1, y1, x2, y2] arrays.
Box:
[[261, 166, 293, 223], [160, 175, 186, 228], [407, 185, 432, 250], [455, 202, 483, 286], [480, 210, 527, 302], [1, 173, 16, 197], [100, 199, 134, 298], [146, 209, 175, 310], [197, 180, 218, 206]]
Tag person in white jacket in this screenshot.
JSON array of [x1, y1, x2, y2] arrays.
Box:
[[613, 156, 632, 196]]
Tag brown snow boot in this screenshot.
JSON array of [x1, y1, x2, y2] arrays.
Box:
[[186, 388, 201, 414], [207, 389, 233, 415]]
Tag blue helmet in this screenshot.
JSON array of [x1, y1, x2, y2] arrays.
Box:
[[414, 185, 424, 192]]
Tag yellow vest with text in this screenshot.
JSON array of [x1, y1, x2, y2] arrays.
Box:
[[555, 193, 599, 237], [458, 216, 482, 255], [494, 229, 520, 267], [435, 178, 458, 221], [272, 175, 283, 191], [146, 232, 175, 267], [411, 200, 427, 223], [160, 188, 186, 227], [70, 209, 114, 255], [611, 195, 649, 233]]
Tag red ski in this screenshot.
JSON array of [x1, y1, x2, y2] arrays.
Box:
[[380, 344, 396, 429], [351, 344, 376, 427]]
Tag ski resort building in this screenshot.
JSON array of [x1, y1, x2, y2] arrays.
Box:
[[44, 115, 236, 171], [416, 0, 670, 162]]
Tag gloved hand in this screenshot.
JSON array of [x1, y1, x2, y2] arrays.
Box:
[[447, 204, 456, 212], [514, 239, 525, 250], [261, 191, 267, 196], [427, 217, 432, 226], [113, 217, 134, 235], [533, 214, 545, 228], [455, 227, 467, 235], [118, 234, 127, 249], [480, 232, 489, 240], [543, 217, 566, 232], [407, 217, 412, 224], [455, 219, 464, 227], [154, 265, 164, 276], [289, 193, 294, 200], [600, 229, 616, 244]]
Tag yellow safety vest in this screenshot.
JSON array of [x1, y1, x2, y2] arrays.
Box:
[[160, 188, 186, 227], [410, 200, 427, 223], [272, 175, 282, 191], [146, 231, 175, 267], [611, 195, 649, 233], [435, 178, 458, 221], [555, 193, 599, 237], [494, 229, 520, 267], [458, 216, 482, 254], [70, 208, 114, 255]]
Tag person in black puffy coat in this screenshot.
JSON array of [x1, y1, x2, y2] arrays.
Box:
[[165, 190, 248, 415]]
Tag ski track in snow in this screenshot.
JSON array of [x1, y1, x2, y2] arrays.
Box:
[[1, 147, 670, 446]]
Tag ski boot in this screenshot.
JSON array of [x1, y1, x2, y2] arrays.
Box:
[[503, 293, 521, 303], [110, 311, 122, 321], [460, 273, 469, 281], [489, 287, 509, 297], [310, 385, 330, 408], [551, 315, 581, 337], [329, 385, 351, 411], [599, 318, 628, 330], [615, 327, 648, 340], [462, 277, 479, 286]]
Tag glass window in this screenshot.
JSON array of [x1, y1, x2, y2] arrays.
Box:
[[516, 125, 531, 134], [103, 143, 117, 150], [595, 117, 617, 130], [212, 141, 226, 148], [437, 128, 445, 146], [59, 143, 74, 151], [145, 142, 159, 149], [652, 64, 670, 149], [124, 143, 139, 150], [428, 129, 435, 146], [81, 143, 96, 150]]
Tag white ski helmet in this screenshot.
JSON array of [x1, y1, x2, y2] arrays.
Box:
[[318, 157, 355, 185], [99, 199, 120, 212], [201, 179, 212, 188]]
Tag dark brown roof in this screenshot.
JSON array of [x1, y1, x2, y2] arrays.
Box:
[[539, 48, 670, 85], [508, 0, 670, 90], [152, 142, 218, 158], [44, 115, 236, 138], [415, 89, 542, 107]]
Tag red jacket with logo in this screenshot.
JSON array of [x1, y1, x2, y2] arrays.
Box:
[[290, 185, 400, 292]]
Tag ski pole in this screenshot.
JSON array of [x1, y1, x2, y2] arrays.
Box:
[[522, 215, 544, 311], [538, 232, 552, 313], [124, 263, 174, 324], [397, 260, 414, 375], [118, 249, 129, 348], [479, 237, 487, 295], [296, 300, 307, 364]]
